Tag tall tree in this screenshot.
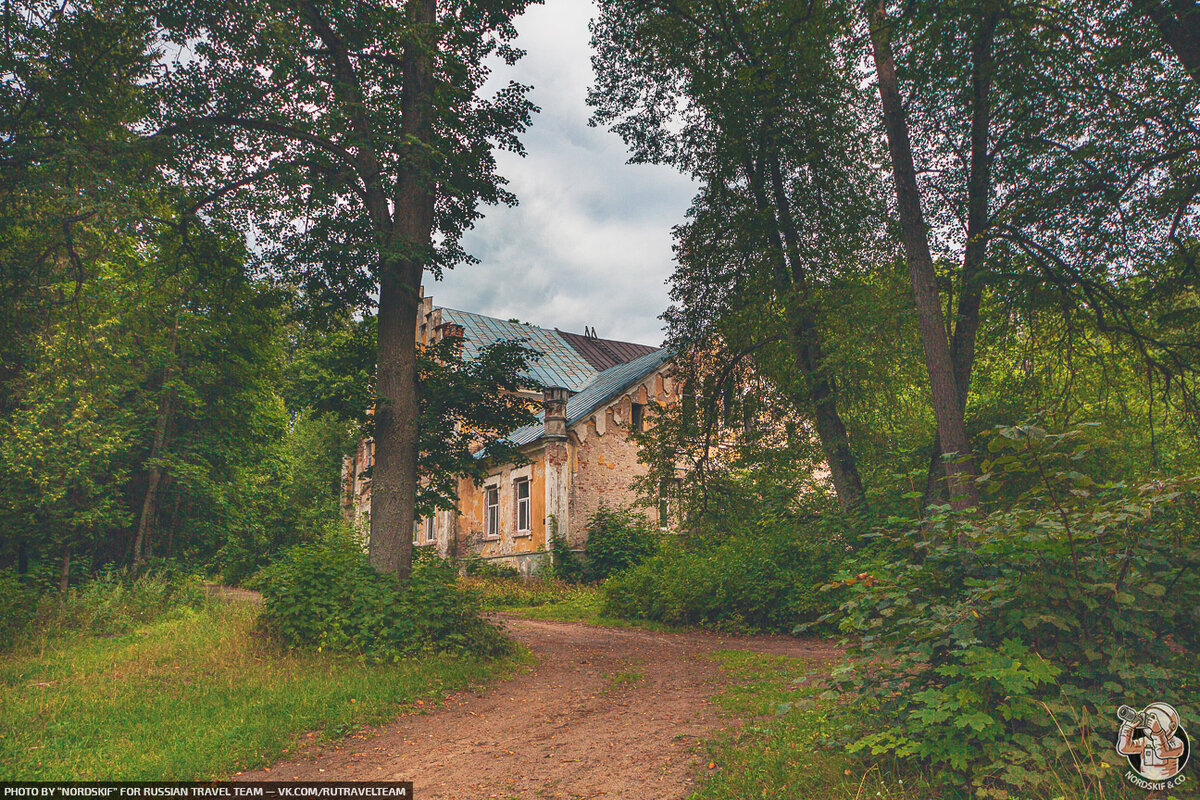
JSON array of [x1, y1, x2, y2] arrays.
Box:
[[590, 0, 878, 509], [152, 0, 538, 578]]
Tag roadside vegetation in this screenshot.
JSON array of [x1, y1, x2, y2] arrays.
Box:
[[0, 571, 525, 780]]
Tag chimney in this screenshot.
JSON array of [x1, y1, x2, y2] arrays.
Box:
[[543, 387, 570, 439]]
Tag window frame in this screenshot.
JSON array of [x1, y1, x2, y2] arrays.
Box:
[[514, 478, 531, 534], [485, 485, 500, 540], [631, 402, 645, 432]]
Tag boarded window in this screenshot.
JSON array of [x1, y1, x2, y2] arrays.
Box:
[[514, 479, 531, 532]]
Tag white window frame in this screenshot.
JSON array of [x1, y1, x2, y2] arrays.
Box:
[[485, 485, 500, 540], [424, 515, 435, 544], [514, 478, 531, 534]]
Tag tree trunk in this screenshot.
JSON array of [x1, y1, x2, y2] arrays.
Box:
[[369, 0, 436, 580], [767, 156, 868, 510], [739, 150, 868, 510], [59, 545, 71, 592], [1134, 0, 1200, 83], [922, 7, 999, 508], [868, 0, 979, 511], [134, 377, 175, 565]]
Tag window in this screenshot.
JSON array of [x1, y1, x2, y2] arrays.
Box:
[[631, 402, 645, 432], [486, 486, 500, 538], [424, 515, 435, 544], [514, 478, 530, 533], [658, 478, 681, 529], [364, 440, 374, 468], [412, 519, 420, 544]]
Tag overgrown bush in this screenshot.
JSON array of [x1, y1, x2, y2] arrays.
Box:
[[549, 529, 585, 583], [832, 424, 1200, 798], [603, 519, 846, 631], [259, 529, 510, 660], [582, 505, 659, 581], [0, 569, 41, 649], [458, 552, 521, 580]]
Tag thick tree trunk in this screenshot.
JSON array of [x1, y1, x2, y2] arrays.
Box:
[[1134, 0, 1200, 83], [868, 0, 979, 511], [368, 0, 436, 580]]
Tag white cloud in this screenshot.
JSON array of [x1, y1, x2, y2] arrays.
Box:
[[431, 0, 697, 347]]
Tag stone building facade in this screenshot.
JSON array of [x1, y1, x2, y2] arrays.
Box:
[[343, 290, 679, 574]]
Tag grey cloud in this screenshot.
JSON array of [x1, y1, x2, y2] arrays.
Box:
[[433, 0, 696, 347]]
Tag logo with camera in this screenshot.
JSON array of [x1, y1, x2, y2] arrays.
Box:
[[1115, 703, 1190, 790]]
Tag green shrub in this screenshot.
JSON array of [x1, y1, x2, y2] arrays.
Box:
[[832, 424, 1200, 799], [603, 521, 845, 632], [582, 505, 659, 581], [0, 570, 41, 649], [31, 565, 207, 639], [459, 552, 521, 580], [549, 530, 585, 583], [259, 529, 510, 660]]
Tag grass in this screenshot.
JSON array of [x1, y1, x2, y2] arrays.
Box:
[[690, 650, 928, 800], [463, 575, 682, 632], [0, 598, 528, 780]]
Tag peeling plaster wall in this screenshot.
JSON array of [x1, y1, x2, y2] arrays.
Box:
[[452, 454, 549, 574], [341, 361, 682, 569], [567, 369, 676, 543]]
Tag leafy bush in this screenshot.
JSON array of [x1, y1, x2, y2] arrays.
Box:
[[459, 552, 521, 580], [582, 505, 660, 581], [259, 529, 510, 660], [549, 530, 585, 583], [832, 424, 1200, 799], [603, 519, 846, 632], [16, 565, 207, 642], [0, 570, 41, 649]]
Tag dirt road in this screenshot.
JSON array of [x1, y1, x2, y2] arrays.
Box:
[[236, 615, 838, 799]]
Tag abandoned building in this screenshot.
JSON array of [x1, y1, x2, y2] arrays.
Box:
[[343, 289, 680, 573]]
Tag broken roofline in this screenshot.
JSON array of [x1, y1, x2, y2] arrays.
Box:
[[477, 347, 674, 458]]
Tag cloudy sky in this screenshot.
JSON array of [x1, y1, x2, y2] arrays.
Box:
[[433, 0, 697, 347]]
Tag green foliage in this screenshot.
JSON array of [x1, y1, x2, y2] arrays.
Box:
[[581, 505, 660, 582], [0, 599, 525, 780], [259, 529, 510, 660], [459, 574, 580, 609], [604, 517, 845, 632], [33, 566, 206, 639], [832, 424, 1200, 798], [459, 553, 521, 580], [549, 529, 585, 583], [0, 570, 41, 650]]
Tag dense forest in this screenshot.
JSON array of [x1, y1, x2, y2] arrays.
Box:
[[2, 0, 1199, 796]]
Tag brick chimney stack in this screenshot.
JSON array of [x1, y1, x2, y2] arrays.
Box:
[[543, 387, 570, 439]]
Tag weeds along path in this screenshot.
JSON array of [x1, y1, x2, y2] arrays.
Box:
[[236, 615, 839, 799]]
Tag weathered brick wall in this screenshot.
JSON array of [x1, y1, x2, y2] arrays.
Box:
[[567, 369, 677, 545]]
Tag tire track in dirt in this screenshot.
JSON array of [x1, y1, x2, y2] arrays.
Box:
[[235, 615, 840, 799]]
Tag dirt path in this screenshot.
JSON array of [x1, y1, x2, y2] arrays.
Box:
[[236, 615, 840, 800]]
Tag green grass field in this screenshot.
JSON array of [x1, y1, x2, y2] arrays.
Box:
[[0, 599, 526, 780], [690, 650, 929, 800]]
